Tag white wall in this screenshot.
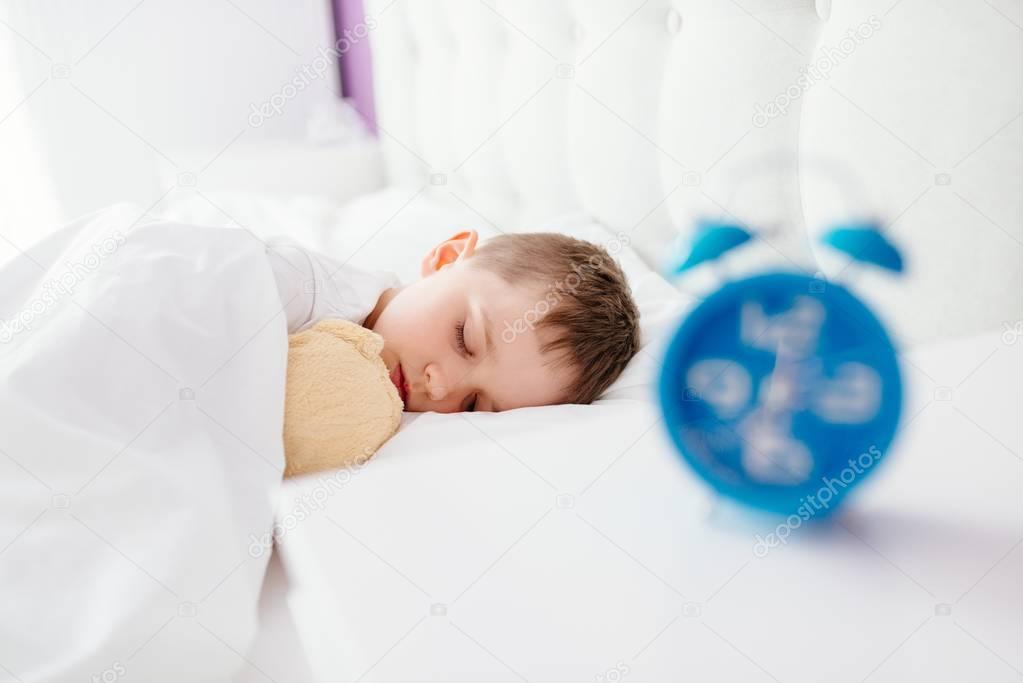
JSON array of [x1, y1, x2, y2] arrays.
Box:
[[0, 0, 342, 254]]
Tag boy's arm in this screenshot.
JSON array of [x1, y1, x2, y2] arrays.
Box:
[[266, 237, 400, 334]]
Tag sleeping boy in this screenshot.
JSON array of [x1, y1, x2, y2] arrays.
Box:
[[267, 229, 641, 412]]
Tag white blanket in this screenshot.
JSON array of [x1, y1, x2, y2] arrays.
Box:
[[0, 206, 287, 682]]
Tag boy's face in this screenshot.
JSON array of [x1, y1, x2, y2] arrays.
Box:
[[366, 231, 574, 413]]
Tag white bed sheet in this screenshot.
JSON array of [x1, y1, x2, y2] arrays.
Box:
[[277, 330, 1023, 683]]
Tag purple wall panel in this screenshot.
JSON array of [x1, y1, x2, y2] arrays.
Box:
[[333, 0, 376, 133]]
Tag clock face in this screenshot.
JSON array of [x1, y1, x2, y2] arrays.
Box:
[[659, 273, 901, 515]]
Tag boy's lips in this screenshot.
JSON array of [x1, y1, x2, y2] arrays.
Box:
[[389, 363, 409, 405]]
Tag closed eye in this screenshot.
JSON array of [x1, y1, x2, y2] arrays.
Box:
[[455, 321, 473, 357]]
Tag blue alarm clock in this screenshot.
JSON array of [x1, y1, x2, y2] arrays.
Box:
[[659, 221, 903, 515]]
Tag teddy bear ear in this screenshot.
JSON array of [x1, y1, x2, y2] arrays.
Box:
[[353, 330, 384, 359], [317, 319, 384, 359]]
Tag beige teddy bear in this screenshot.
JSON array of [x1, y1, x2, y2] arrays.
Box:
[[283, 319, 403, 478]]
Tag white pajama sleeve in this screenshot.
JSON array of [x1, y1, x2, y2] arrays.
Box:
[[265, 237, 401, 333]]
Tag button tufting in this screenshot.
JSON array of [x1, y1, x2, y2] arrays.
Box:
[[666, 7, 682, 34]]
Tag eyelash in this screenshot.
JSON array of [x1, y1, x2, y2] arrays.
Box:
[[455, 322, 479, 411], [455, 321, 473, 357]]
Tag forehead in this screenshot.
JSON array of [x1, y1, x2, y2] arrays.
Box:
[[458, 265, 575, 409]]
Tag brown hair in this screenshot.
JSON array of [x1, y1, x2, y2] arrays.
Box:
[[471, 232, 641, 404]]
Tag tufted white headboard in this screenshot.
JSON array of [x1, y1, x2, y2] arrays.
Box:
[[361, 0, 1023, 345]]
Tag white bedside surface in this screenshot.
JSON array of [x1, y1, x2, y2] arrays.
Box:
[[272, 329, 1022, 683]]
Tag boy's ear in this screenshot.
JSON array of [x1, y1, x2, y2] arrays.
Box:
[[421, 230, 478, 276]]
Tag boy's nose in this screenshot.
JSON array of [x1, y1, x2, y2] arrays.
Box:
[[423, 363, 448, 401]]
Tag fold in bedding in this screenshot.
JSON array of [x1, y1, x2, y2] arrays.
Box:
[[0, 205, 289, 682]]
